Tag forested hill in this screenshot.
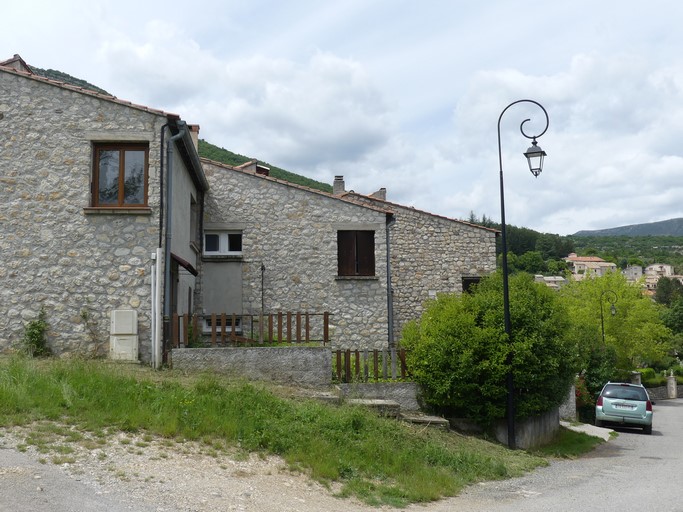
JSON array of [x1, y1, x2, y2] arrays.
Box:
[[574, 218, 683, 236], [198, 140, 333, 193]]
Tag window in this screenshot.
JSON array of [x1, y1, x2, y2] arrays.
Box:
[[462, 276, 481, 294], [338, 230, 375, 276], [92, 143, 149, 207], [204, 231, 243, 256], [203, 315, 242, 334]]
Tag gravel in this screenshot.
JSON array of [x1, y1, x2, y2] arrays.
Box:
[[0, 424, 379, 512]]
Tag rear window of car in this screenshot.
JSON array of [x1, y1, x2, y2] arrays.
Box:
[[602, 385, 648, 401]]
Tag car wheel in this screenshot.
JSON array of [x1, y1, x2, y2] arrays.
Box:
[[643, 425, 652, 435]]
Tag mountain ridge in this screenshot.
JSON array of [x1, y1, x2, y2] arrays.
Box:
[[573, 218, 683, 237]]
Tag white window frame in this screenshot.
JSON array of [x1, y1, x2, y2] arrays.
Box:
[[203, 231, 242, 256]]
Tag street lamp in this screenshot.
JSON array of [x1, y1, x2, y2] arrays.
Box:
[[498, 99, 549, 450], [600, 290, 618, 344]]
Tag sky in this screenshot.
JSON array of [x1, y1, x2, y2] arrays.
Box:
[[4, 0, 683, 235]]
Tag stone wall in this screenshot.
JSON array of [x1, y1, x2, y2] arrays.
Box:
[[172, 347, 332, 387], [349, 195, 497, 341], [200, 162, 390, 349], [0, 70, 166, 359]]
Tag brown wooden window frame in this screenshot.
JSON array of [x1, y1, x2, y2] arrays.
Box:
[[92, 142, 149, 208], [337, 230, 375, 277]]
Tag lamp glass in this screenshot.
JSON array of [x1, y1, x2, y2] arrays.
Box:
[[524, 143, 546, 177]]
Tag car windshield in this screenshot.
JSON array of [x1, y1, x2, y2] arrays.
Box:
[[603, 385, 647, 401]]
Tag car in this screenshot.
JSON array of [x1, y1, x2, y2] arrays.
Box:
[[595, 382, 654, 434]]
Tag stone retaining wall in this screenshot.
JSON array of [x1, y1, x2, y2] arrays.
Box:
[[171, 347, 332, 387]]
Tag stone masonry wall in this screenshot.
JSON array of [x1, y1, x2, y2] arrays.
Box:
[[0, 71, 165, 359], [201, 162, 389, 349], [351, 196, 497, 341]]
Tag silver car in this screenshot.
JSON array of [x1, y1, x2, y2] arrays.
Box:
[[595, 382, 653, 434]]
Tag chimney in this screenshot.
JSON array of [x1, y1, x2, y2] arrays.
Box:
[[256, 164, 270, 176], [188, 124, 200, 150], [370, 188, 387, 201], [333, 175, 345, 196]]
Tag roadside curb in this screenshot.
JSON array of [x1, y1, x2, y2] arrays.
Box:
[[560, 420, 614, 441]]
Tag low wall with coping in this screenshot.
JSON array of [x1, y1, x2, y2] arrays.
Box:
[[171, 347, 332, 387]]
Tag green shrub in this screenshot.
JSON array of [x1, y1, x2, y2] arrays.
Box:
[[20, 307, 51, 357], [637, 368, 656, 380], [402, 272, 577, 428]]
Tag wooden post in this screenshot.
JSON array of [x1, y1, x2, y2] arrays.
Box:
[[268, 314, 274, 343], [182, 314, 189, 347], [373, 350, 379, 380], [210, 313, 217, 346], [220, 313, 227, 345], [323, 312, 329, 345], [344, 349, 351, 383], [277, 312, 283, 342], [336, 350, 342, 382], [230, 313, 237, 342], [172, 313, 179, 348], [286, 312, 292, 343], [296, 312, 302, 343]]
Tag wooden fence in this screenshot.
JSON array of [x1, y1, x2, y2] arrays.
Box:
[[171, 312, 331, 347], [333, 348, 409, 383]]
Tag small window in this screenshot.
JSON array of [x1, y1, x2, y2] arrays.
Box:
[[203, 315, 242, 334], [92, 143, 149, 207], [204, 231, 243, 256], [462, 276, 481, 294], [338, 230, 375, 276]]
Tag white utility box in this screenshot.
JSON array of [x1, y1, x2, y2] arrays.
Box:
[[109, 310, 139, 361]]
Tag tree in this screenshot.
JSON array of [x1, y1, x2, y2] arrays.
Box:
[[401, 272, 577, 428], [518, 251, 546, 274], [654, 276, 683, 306], [559, 272, 672, 371]]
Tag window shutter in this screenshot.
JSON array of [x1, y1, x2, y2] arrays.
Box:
[[356, 231, 375, 276], [337, 231, 356, 276]]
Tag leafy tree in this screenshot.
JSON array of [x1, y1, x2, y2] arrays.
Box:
[[559, 272, 672, 371], [654, 276, 683, 306], [546, 259, 568, 275], [401, 272, 576, 428], [517, 251, 546, 274]]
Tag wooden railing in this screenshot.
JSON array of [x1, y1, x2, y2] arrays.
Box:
[[171, 312, 331, 347], [333, 348, 409, 383]]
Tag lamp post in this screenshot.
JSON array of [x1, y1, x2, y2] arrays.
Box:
[[498, 99, 549, 450], [600, 290, 618, 343]]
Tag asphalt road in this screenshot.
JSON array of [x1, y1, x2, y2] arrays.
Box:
[[452, 398, 683, 511]]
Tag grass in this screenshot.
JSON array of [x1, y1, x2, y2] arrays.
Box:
[[0, 356, 592, 507], [532, 427, 605, 458]]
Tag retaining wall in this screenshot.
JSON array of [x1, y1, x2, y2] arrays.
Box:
[[172, 347, 332, 387]]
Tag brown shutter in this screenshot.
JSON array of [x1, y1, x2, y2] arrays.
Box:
[[356, 231, 375, 276], [337, 231, 356, 276]]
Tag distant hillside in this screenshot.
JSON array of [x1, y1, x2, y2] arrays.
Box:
[[198, 139, 333, 193], [574, 218, 683, 237], [30, 66, 110, 95]]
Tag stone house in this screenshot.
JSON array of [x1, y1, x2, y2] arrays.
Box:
[[333, 177, 497, 342], [0, 53, 498, 362], [0, 55, 207, 364], [563, 253, 617, 280], [198, 164, 497, 349]]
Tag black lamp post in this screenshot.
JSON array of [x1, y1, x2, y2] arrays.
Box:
[[600, 290, 618, 343], [497, 99, 549, 449]]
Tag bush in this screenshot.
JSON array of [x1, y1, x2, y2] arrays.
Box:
[[20, 307, 51, 357], [402, 272, 577, 428], [637, 368, 656, 381]]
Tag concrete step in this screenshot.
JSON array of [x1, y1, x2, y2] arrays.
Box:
[[346, 398, 401, 418], [400, 412, 450, 430]]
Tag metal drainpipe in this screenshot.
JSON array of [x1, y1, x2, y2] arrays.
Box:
[[162, 122, 188, 355], [386, 214, 396, 349]]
